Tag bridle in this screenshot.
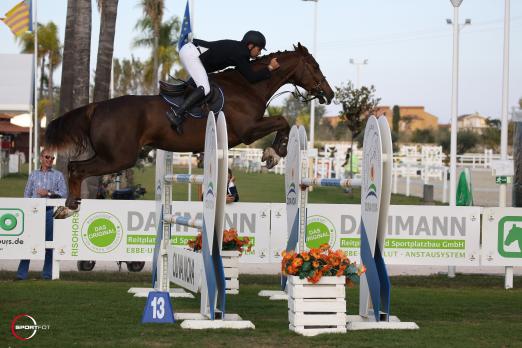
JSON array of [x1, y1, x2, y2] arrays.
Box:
[[265, 55, 328, 107]]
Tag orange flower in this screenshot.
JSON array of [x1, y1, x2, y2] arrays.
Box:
[[291, 257, 303, 268], [312, 260, 319, 268], [310, 248, 321, 259], [301, 251, 310, 261], [319, 243, 330, 251]]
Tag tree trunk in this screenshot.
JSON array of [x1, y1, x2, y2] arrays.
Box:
[[58, 0, 77, 116], [46, 62, 55, 126], [93, 0, 118, 102], [72, 0, 92, 108], [152, 35, 159, 93]]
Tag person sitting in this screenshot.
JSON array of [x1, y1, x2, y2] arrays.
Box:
[[226, 168, 239, 203], [169, 30, 280, 134]]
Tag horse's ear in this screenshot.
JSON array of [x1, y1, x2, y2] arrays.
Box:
[[296, 42, 308, 54]]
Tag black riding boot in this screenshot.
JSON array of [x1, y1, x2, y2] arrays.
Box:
[[167, 86, 206, 134]]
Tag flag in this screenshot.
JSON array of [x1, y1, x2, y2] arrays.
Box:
[[178, 1, 192, 51], [1, 0, 32, 37]]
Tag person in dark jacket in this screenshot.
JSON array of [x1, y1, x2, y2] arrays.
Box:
[[171, 30, 280, 133], [226, 168, 239, 203]]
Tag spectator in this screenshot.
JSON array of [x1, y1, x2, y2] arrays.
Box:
[[226, 168, 239, 203], [16, 149, 67, 280]]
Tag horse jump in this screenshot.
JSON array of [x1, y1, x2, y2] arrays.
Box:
[[151, 111, 253, 329]]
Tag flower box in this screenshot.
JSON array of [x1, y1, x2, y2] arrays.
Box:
[[288, 275, 347, 336], [221, 250, 240, 294]]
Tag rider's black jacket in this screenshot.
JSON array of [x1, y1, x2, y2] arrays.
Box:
[[193, 39, 271, 83]]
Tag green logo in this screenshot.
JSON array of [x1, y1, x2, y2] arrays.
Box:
[[0, 209, 24, 236], [498, 216, 522, 258], [306, 215, 336, 249], [81, 212, 123, 253]]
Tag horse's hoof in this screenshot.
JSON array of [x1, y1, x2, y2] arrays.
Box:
[[53, 206, 78, 219], [262, 147, 280, 169]]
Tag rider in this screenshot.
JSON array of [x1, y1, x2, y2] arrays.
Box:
[[169, 30, 281, 133]]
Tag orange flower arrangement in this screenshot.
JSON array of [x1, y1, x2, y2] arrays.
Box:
[[282, 244, 366, 285], [188, 228, 252, 254]]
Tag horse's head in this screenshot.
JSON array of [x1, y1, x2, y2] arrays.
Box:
[[289, 42, 334, 105]]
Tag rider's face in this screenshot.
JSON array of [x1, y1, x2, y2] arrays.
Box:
[[248, 45, 262, 58]]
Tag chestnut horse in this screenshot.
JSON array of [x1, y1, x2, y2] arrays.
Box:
[[45, 43, 334, 217]]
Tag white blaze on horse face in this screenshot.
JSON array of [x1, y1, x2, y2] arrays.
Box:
[[262, 147, 280, 168]]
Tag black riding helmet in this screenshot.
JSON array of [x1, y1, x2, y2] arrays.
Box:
[[241, 30, 266, 50]]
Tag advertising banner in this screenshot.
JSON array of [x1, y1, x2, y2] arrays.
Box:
[[481, 208, 522, 266], [53, 199, 270, 262], [0, 198, 46, 260], [271, 204, 481, 266]]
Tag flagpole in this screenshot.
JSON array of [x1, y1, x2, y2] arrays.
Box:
[[190, 0, 194, 35], [33, 0, 39, 170]]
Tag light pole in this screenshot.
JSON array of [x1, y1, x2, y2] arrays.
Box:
[[500, 0, 512, 289], [349, 58, 368, 89], [447, 0, 470, 278], [302, 0, 318, 148]]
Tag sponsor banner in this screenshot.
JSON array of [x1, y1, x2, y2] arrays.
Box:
[[52, 199, 270, 262], [269, 204, 287, 263], [271, 204, 481, 266], [481, 208, 522, 266], [0, 198, 46, 260]]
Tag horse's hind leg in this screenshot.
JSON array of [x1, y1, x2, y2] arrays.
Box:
[[65, 153, 137, 210]]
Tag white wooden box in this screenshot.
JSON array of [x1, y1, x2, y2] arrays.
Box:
[[222, 250, 240, 294], [287, 276, 346, 336]]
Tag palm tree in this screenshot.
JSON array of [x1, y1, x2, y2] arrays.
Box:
[[93, 0, 119, 102], [133, 16, 180, 90], [59, 0, 77, 116], [72, 0, 92, 108], [137, 0, 163, 93]]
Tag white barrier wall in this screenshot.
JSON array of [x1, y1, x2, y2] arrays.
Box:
[[0, 198, 46, 260], [482, 208, 522, 267], [0, 198, 518, 268]]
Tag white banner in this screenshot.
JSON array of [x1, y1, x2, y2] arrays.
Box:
[[0, 198, 484, 266], [271, 204, 481, 266], [52, 199, 271, 262], [0, 198, 47, 260], [481, 208, 522, 266]]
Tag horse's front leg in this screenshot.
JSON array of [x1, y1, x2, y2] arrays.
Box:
[[242, 116, 290, 169]]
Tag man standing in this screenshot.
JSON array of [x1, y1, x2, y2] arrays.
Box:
[[16, 149, 67, 280]]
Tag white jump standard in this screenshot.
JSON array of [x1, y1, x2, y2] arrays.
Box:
[[147, 111, 254, 329]]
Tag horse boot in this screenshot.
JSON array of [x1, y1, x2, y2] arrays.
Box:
[[170, 86, 206, 134]]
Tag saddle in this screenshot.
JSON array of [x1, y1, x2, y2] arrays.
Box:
[[159, 77, 224, 119]]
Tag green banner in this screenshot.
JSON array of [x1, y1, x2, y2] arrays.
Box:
[[340, 237, 465, 250]]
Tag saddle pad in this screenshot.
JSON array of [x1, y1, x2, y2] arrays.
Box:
[[161, 86, 224, 119]]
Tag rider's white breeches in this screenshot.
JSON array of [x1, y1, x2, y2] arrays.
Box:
[[179, 42, 211, 95]]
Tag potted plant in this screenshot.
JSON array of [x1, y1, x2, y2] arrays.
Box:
[[188, 228, 251, 294], [281, 244, 365, 336]]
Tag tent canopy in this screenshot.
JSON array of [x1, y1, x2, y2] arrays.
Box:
[[0, 54, 33, 114]]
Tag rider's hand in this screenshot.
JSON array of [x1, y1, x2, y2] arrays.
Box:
[[268, 58, 280, 71]]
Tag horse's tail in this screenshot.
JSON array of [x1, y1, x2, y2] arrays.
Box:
[[45, 103, 97, 155]]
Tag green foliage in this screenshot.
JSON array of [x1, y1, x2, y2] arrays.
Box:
[[411, 128, 435, 143], [392, 104, 400, 133], [458, 130, 479, 154], [335, 82, 381, 138]]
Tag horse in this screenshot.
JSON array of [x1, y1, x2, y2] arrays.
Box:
[[505, 225, 522, 253], [45, 43, 334, 218]]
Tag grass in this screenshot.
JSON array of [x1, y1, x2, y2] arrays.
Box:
[[132, 164, 428, 205], [1, 162, 429, 205], [0, 272, 521, 347]]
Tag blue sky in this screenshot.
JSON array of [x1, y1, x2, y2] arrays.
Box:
[[1, 0, 521, 123]]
